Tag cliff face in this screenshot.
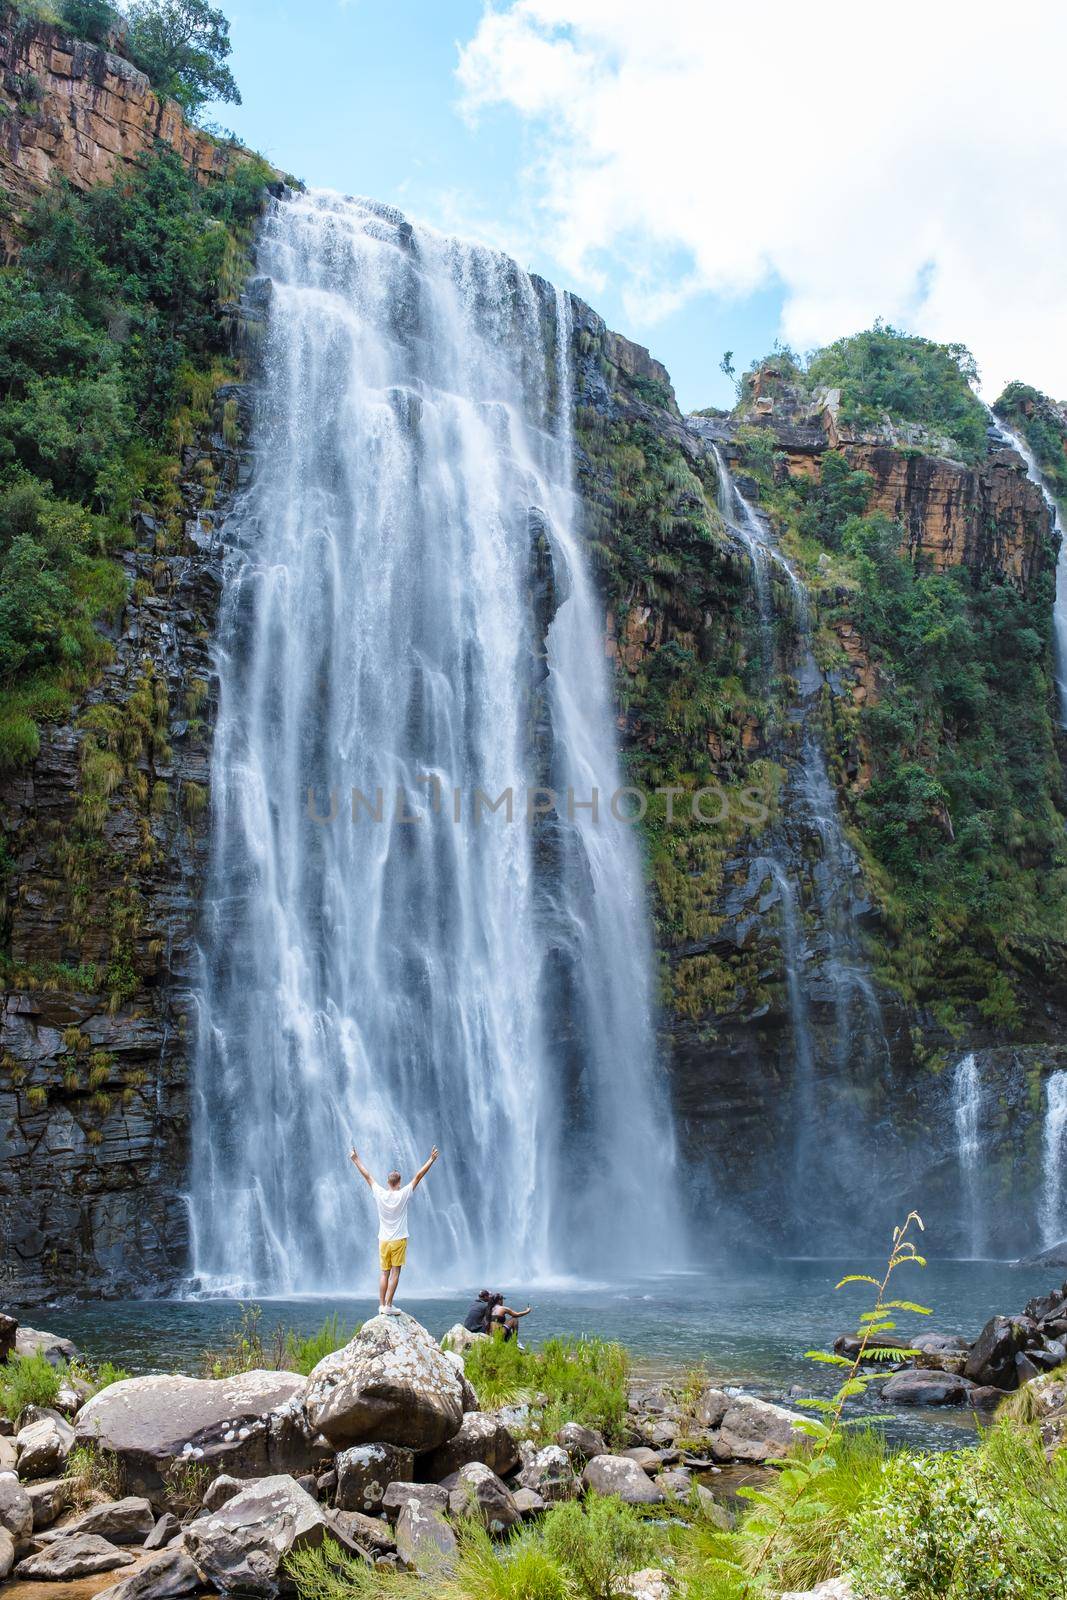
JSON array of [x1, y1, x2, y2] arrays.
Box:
[[0, 8, 225, 236]]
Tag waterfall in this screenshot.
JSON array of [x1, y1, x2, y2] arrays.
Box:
[[989, 415, 1067, 724], [709, 446, 887, 1227], [1040, 1071, 1067, 1249], [952, 1053, 985, 1258], [188, 191, 680, 1294]]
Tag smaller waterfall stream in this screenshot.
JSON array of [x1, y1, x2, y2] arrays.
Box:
[[1040, 1071, 1067, 1248], [952, 1053, 985, 1258]]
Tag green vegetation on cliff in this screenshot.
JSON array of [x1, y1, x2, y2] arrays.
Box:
[[0, 143, 270, 768], [995, 381, 1067, 513]]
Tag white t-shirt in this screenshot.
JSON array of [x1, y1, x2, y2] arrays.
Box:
[[372, 1180, 414, 1242]]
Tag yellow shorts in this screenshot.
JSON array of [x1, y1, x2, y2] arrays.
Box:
[[379, 1238, 408, 1269]]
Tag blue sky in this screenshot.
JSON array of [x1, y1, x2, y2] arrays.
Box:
[[206, 2, 1067, 413], [205, 0, 780, 412]]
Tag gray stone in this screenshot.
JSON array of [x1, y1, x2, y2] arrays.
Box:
[[94, 1548, 201, 1600], [446, 1462, 520, 1533], [16, 1533, 136, 1579], [424, 1410, 519, 1480], [183, 1474, 327, 1599], [0, 1438, 14, 1473], [335, 1442, 414, 1513], [964, 1316, 1031, 1389], [302, 1313, 464, 1452], [17, 1411, 74, 1478], [26, 1476, 74, 1529], [513, 1487, 546, 1518], [618, 1570, 672, 1600], [202, 1474, 244, 1512], [582, 1455, 665, 1505], [656, 1468, 692, 1496], [0, 1315, 17, 1365], [381, 1481, 449, 1523], [394, 1499, 457, 1576], [0, 1527, 13, 1581], [517, 1444, 579, 1502], [439, 1325, 488, 1356], [555, 1421, 605, 1462], [14, 1328, 78, 1367], [39, 1495, 156, 1545], [74, 1370, 319, 1496], [143, 1513, 181, 1550], [780, 1582, 860, 1600], [882, 1369, 975, 1407], [694, 1387, 731, 1429], [713, 1397, 806, 1463], [324, 1507, 396, 1555], [621, 1445, 661, 1474], [0, 1471, 33, 1539]]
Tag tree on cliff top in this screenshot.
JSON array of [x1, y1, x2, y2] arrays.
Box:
[[124, 0, 241, 116]]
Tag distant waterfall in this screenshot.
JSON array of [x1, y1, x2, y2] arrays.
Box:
[[710, 447, 887, 1226], [189, 191, 680, 1293], [989, 415, 1067, 723], [1040, 1071, 1067, 1249], [952, 1053, 985, 1258]]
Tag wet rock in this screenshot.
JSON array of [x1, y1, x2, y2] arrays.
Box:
[[512, 1486, 546, 1518], [582, 1455, 665, 1505], [621, 1446, 661, 1474], [302, 1314, 464, 1452], [381, 1481, 448, 1523], [143, 1513, 181, 1550], [964, 1316, 1031, 1389], [555, 1421, 605, 1462], [335, 1443, 414, 1513], [26, 1476, 73, 1529], [713, 1397, 806, 1462], [17, 1411, 74, 1479], [517, 1444, 579, 1502], [881, 1370, 976, 1406], [16, 1533, 136, 1579], [424, 1410, 519, 1480], [39, 1496, 155, 1545], [183, 1474, 327, 1599], [0, 1473, 33, 1539], [94, 1547, 201, 1600], [74, 1370, 317, 1495], [15, 1328, 78, 1366], [446, 1462, 520, 1532], [1016, 1352, 1042, 1386], [833, 1334, 912, 1363], [1020, 1241, 1067, 1270], [395, 1499, 457, 1575]]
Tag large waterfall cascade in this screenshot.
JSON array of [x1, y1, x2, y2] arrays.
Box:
[[189, 192, 681, 1294], [709, 447, 888, 1224]]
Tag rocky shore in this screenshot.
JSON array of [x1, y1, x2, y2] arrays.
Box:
[[0, 1308, 810, 1597]]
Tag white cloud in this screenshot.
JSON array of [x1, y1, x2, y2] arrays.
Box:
[[457, 0, 1067, 399]]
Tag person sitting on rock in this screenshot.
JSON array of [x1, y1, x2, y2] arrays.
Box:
[[463, 1289, 493, 1333], [349, 1143, 439, 1315], [489, 1292, 532, 1342]]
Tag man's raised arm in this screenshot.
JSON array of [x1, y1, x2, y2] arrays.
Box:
[[411, 1146, 440, 1190], [349, 1147, 375, 1188]]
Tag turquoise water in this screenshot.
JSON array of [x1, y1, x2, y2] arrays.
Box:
[[35, 1259, 1054, 1452]]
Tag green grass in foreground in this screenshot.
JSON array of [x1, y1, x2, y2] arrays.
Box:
[[462, 1334, 630, 1445]]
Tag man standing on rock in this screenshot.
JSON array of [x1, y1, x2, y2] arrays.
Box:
[[349, 1144, 439, 1314]]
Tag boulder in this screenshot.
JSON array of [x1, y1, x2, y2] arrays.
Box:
[[695, 1485, 730, 1528], [881, 1370, 976, 1407], [438, 1348, 480, 1412], [335, 1443, 415, 1513], [74, 1370, 318, 1496], [26, 1476, 73, 1529], [582, 1455, 665, 1505], [144, 1513, 181, 1550], [0, 1438, 14, 1473], [713, 1398, 806, 1463], [656, 1468, 692, 1497], [555, 1421, 605, 1462], [17, 1411, 74, 1478], [0, 1472, 33, 1539], [517, 1444, 579, 1502], [394, 1499, 457, 1576], [439, 1325, 488, 1355], [203, 1474, 245, 1512], [781, 1582, 860, 1600], [912, 1333, 970, 1356], [302, 1314, 464, 1451], [0, 1314, 16, 1365], [324, 1507, 396, 1555], [1020, 1369, 1067, 1454], [183, 1475, 328, 1600], [1019, 1241, 1067, 1269], [446, 1462, 520, 1533], [833, 1334, 911, 1363], [381, 1481, 449, 1523], [16, 1533, 136, 1579], [512, 1487, 546, 1518], [40, 1495, 156, 1545], [94, 1548, 201, 1600], [15, 1328, 78, 1367], [0, 1527, 12, 1582], [621, 1446, 662, 1474], [619, 1571, 673, 1600], [424, 1411, 519, 1480], [964, 1316, 1031, 1389], [693, 1388, 731, 1430]]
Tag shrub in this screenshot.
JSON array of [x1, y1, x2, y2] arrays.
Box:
[[0, 1350, 63, 1422], [541, 1494, 658, 1600], [65, 1442, 123, 1506], [202, 1305, 357, 1379], [449, 1523, 569, 1600], [463, 1335, 629, 1442]]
